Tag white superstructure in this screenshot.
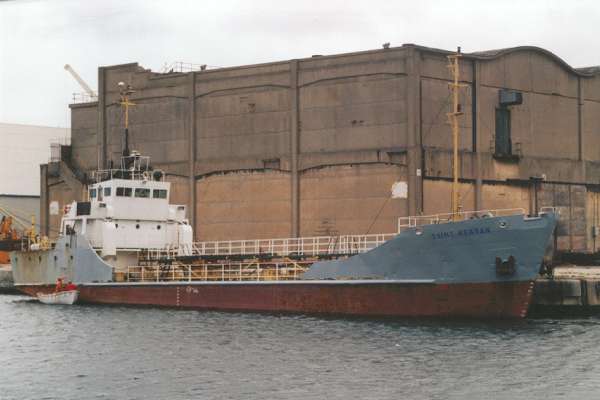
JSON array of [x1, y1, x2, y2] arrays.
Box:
[[60, 152, 192, 271]]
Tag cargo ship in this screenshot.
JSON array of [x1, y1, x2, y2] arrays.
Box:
[[10, 170, 557, 318], [11, 52, 557, 318]]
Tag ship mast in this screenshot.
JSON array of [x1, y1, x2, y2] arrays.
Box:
[[118, 82, 135, 157], [447, 48, 466, 218]]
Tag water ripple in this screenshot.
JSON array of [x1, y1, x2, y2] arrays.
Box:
[[1, 295, 599, 399]]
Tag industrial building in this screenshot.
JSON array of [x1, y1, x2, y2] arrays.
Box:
[[0, 123, 70, 232], [43, 44, 600, 253]]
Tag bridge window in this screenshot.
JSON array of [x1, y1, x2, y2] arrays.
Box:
[[135, 188, 151, 198], [104, 187, 111, 197], [153, 189, 167, 199], [116, 187, 132, 197], [89, 188, 97, 198]]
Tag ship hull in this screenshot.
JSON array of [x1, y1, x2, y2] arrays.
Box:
[[17, 279, 534, 318], [12, 212, 556, 318]]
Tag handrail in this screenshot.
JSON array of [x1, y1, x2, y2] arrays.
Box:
[[160, 61, 218, 73], [138, 233, 396, 262], [70, 92, 98, 104], [539, 206, 559, 215], [92, 169, 148, 182], [397, 208, 526, 232], [126, 260, 312, 283], [162, 233, 395, 260], [90, 154, 154, 183], [135, 208, 543, 262]]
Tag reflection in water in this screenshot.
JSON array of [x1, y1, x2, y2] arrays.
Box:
[[1, 295, 599, 399]]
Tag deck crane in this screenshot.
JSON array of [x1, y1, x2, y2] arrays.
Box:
[[64, 64, 97, 101]]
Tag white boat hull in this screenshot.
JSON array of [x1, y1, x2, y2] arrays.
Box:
[[37, 290, 79, 305]]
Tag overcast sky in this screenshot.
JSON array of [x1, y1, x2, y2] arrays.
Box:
[[1, 0, 599, 128]]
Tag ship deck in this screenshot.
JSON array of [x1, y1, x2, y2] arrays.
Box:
[[122, 208, 549, 284]]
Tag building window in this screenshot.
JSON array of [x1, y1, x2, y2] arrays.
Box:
[[135, 188, 151, 198], [104, 187, 111, 197], [89, 188, 97, 198], [495, 107, 512, 157], [152, 189, 167, 199], [116, 187, 132, 197], [493, 89, 523, 160]]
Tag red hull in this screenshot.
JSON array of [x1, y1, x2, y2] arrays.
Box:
[[18, 281, 535, 318]]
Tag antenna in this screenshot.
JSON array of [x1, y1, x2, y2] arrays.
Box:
[[118, 82, 135, 157], [446, 47, 467, 218]]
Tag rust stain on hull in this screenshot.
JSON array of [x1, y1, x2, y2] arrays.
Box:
[[19, 281, 534, 318]]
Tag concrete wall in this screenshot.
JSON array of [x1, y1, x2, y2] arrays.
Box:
[[194, 164, 405, 240], [477, 51, 579, 160], [46, 182, 76, 238], [70, 104, 97, 172], [423, 180, 476, 215], [195, 170, 290, 241], [51, 44, 600, 253], [300, 164, 406, 236]]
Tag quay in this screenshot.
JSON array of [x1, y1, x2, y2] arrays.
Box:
[[0, 265, 16, 294], [531, 266, 600, 314]]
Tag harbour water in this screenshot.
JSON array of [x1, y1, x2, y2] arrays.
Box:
[[1, 294, 599, 399]]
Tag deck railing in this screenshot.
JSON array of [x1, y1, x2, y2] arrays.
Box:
[[191, 233, 395, 257], [140, 233, 396, 261], [138, 207, 562, 262], [126, 260, 311, 283], [397, 208, 526, 232]]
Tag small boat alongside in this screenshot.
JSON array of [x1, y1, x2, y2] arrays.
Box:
[[36, 290, 79, 305]]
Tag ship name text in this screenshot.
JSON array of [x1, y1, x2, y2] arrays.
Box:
[[431, 227, 492, 240]]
